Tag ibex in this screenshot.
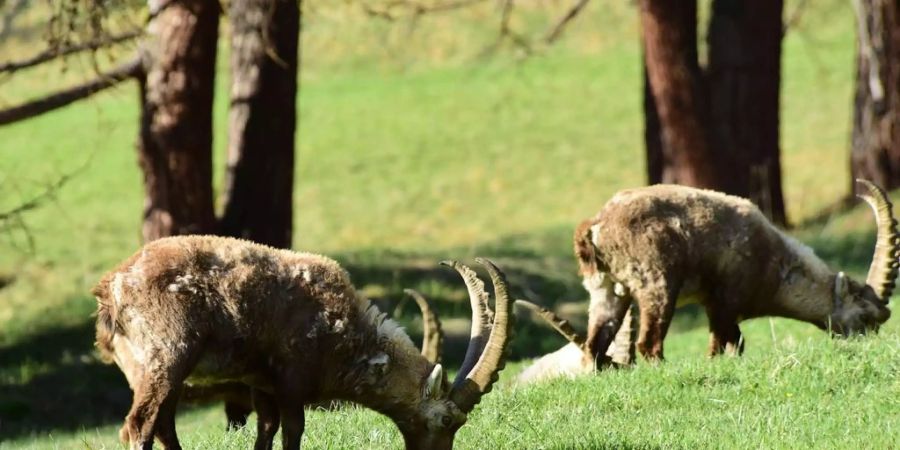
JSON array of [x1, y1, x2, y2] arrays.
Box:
[[519, 180, 896, 370], [93, 235, 513, 450], [194, 288, 444, 432]]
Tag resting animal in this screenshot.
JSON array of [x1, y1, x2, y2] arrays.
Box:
[[93, 235, 513, 450], [518, 180, 896, 368]]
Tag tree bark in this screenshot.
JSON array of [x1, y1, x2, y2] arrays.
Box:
[[707, 0, 786, 225], [644, 59, 665, 185], [639, 0, 719, 189], [137, 0, 219, 241], [640, 0, 787, 225], [219, 0, 300, 249], [850, 0, 900, 192]]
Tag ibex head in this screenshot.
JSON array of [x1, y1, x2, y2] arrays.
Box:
[[395, 258, 514, 450], [825, 180, 897, 335]]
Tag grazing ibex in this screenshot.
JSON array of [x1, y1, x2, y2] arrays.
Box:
[[197, 288, 444, 432], [519, 180, 896, 369], [93, 235, 513, 450]]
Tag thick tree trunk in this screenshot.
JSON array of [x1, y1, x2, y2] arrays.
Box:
[[639, 0, 719, 189], [641, 0, 787, 225], [644, 60, 666, 185], [850, 0, 900, 192], [707, 0, 786, 225], [137, 0, 219, 241], [218, 0, 300, 249]]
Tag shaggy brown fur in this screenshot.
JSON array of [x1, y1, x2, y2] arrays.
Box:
[[93, 236, 509, 450], [576, 185, 893, 362]]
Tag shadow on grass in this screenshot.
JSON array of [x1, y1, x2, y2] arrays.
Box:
[[0, 316, 131, 441], [10, 223, 848, 441]]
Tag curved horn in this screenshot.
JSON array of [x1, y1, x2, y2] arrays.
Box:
[[515, 299, 586, 349], [404, 289, 444, 364], [857, 179, 900, 302], [440, 260, 493, 381], [449, 258, 515, 413]]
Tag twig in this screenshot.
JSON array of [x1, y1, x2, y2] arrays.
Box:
[[0, 30, 142, 74], [0, 163, 86, 223], [362, 0, 486, 21], [481, 0, 532, 57], [544, 0, 591, 44], [783, 0, 810, 34], [0, 56, 141, 127]]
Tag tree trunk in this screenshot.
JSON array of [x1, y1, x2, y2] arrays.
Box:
[[850, 0, 900, 192], [640, 0, 787, 225], [707, 0, 786, 225], [644, 59, 666, 185], [137, 0, 219, 241], [639, 0, 720, 189], [218, 0, 300, 249]]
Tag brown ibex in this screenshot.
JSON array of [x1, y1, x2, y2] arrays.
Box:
[[519, 180, 896, 369], [196, 288, 444, 432], [93, 235, 513, 450]]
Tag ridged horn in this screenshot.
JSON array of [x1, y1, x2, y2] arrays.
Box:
[[857, 179, 900, 303], [440, 260, 493, 382], [515, 299, 586, 349], [448, 258, 515, 413], [404, 289, 444, 364]]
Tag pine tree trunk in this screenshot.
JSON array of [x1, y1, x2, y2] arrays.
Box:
[[639, 0, 720, 189], [644, 60, 666, 185], [850, 0, 900, 192], [219, 0, 300, 249], [707, 0, 786, 225], [137, 0, 219, 241]]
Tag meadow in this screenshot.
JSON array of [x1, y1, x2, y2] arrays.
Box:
[[1, 0, 898, 448]]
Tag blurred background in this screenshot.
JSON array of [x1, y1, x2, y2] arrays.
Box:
[[1, 0, 898, 446]]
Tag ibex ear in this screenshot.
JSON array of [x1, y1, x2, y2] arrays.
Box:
[[834, 272, 849, 300], [423, 364, 445, 400]]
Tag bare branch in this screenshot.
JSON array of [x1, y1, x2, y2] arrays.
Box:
[[0, 57, 141, 127], [783, 0, 810, 34], [0, 30, 142, 74], [361, 0, 486, 21], [544, 0, 591, 44], [481, 0, 532, 57], [0, 163, 86, 223]]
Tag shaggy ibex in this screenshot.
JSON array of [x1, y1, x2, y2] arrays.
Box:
[[519, 180, 896, 368], [199, 288, 444, 431], [93, 236, 513, 450]]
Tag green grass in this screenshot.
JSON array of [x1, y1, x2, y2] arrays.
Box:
[[3, 0, 899, 448]]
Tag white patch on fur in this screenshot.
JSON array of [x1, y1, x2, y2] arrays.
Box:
[[583, 272, 618, 315], [112, 273, 125, 307], [590, 223, 602, 247], [167, 274, 198, 294], [369, 352, 389, 365], [358, 299, 415, 348]]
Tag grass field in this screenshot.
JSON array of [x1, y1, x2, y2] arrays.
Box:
[[2, 1, 899, 448]]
